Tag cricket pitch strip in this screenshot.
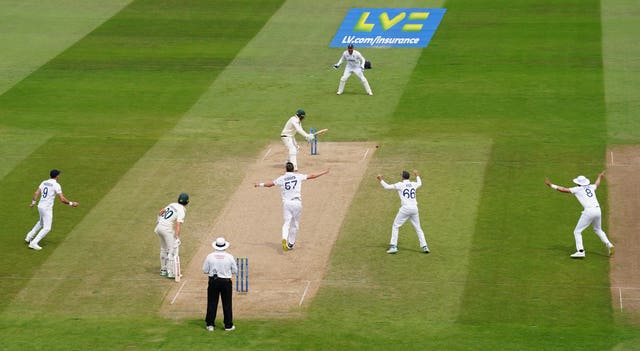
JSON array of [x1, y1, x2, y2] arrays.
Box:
[[161, 141, 377, 319]]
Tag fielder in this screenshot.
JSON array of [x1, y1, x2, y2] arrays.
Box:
[[280, 109, 315, 171], [333, 43, 373, 95], [25, 169, 79, 250], [255, 162, 330, 251], [545, 172, 614, 258], [155, 193, 189, 278], [377, 170, 429, 254]]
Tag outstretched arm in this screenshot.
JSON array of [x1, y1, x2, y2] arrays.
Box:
[[57, 193, 79, 207], [307, 168, 330, 180], [254, 181, 275, 188], [594, 171, 605, 187], [376, 175, 395, 190], [545, 178, 570, 193]]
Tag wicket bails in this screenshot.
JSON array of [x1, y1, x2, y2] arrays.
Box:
[[236, 257, 248, 293]]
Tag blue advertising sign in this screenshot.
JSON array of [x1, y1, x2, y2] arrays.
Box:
[[330, 8, 446, 48]]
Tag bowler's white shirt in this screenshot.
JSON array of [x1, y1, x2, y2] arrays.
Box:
[[274, 172, 308, 202]]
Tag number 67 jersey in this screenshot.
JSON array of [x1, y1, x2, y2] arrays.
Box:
[[381, 177, 422, 208]]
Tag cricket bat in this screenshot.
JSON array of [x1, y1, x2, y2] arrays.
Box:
[[313, 128, 328, 136], [174, 255, 181, 282]]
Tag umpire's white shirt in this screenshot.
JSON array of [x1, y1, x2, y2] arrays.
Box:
[[202, 251, 237, 279]]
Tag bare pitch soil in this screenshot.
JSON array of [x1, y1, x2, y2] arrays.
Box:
[[607, 146, 640, 318], [161, 141, 376, 319]]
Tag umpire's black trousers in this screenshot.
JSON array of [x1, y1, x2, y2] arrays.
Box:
[[205, 276, 233, 329]]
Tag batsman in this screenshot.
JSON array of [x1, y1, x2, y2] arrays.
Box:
[[280, 109, 327, 171], [154, 193, 189, 280]]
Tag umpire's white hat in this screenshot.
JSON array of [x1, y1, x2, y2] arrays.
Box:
[[213, 237, 230, 251], [573, 175, 590, 186]]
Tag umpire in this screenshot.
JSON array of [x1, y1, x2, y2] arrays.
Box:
[[202, 237, 237, 331]]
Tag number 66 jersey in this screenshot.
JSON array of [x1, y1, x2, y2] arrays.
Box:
[[380, 177, 422, 208]]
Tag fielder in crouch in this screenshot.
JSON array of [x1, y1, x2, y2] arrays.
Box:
[[377, 170, 429, 254], [155, 193, 189, 279], [25, 169, 79, 250], [545, 172, 614, 258], [255, 162, 330, 251], [280, 109, 315, 172], [333, 43, 373, 96]]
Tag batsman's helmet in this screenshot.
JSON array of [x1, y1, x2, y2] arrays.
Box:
[[178, 193, 189, 205], [50, 169, 61, 178], [296, 109, 306, 117]]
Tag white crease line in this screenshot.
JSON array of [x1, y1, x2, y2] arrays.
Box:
[[620, 287, 623, 311], [299, 280, 311, 306], [362, 149, 370, 161], [262, 147, 272, 161], [171, 279, 187, 305]]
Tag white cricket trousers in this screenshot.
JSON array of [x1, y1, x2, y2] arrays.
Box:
[[281, 136, 299, 170], [26, 206, 53, 245], [155, 224, 179, 276], [390, 206, 427, 248], [282, 199, 302, 245], [573, 207, 612, 252], [338, 67, 372, 95]]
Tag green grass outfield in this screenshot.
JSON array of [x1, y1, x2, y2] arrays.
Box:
[[1, 0, 639, 349]]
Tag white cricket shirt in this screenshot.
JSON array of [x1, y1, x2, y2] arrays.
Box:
[[281, 115, 312, 139], [157, 202, 186, 229], [569, 185, 600, 209], [336, 49, 366, 70], [274, 172, 308, 202], [37, 178, 62, 209], [202, 251, 237, 279], [381, 176, 422, 208]]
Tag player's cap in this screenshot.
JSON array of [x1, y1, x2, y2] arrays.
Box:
[[573, 175, 590, 186], [213, 237, 230, 251], [50, 169, 61, 178], [402, 171, 410, 179], [178, 193, 189, 205], [347, 43, 354, 49], [296, 109, 306, 116]]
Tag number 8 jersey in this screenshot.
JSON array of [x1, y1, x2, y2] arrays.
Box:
[[380, 176, 422, 208], [569, 184, 600, 209]]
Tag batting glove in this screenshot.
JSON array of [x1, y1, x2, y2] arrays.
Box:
[[174, 238, 181, 247]]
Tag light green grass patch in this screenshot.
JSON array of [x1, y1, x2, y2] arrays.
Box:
[[0, 127, 51, 180], [601, 0, 640, 143], [0, 0, 133, 95]]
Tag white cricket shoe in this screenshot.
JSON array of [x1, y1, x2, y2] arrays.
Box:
[[28, 243, 42, 250], [336, 92, 342, 95], [386, 246, 398, 254], [570, 251, 585, 258], [368, 92, 373, 95], [607, 243, 615, 256], [422, 246, 430, 254], [225, 325, 236, 331], [206, 326, 214, 332]]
